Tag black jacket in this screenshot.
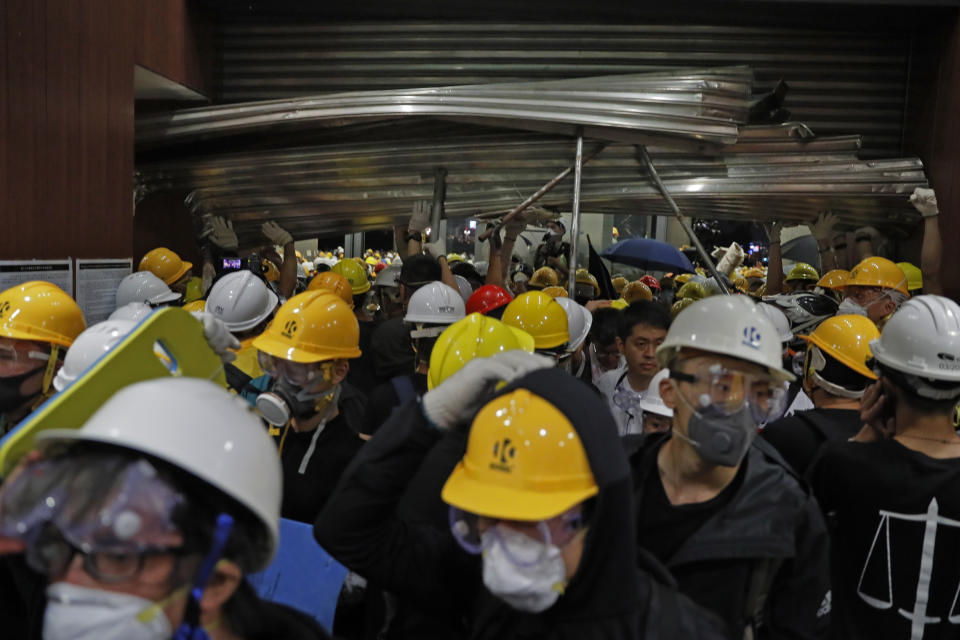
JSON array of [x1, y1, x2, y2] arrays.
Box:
[[315, 368, 726, 640], [631, 435, 831, 640]]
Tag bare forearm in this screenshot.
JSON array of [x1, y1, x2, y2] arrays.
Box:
[[767, 241, 784, 295], [278, 243, 297, 298], [921, 216, 943, 295]]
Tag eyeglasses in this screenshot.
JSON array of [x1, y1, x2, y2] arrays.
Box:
[[257, 352, 328, 386], [449, 506, 584, 567], [671, 360, 785, 422], [26, 523, 187, 583]]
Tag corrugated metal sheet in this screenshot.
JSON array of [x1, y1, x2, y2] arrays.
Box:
[[216, 22, 909, 155], [135, 120, 925, 245], [136, 69, 753, 148]]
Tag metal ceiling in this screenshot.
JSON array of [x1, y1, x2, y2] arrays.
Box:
[[215, 21, 910, 156], [136, 68, 753, 148], [136, 117, 926, 246]]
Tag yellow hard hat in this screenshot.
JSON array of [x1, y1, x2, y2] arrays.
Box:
[[252, 291, 361, 364], [501, 291, 569, 350], [622, 281, 653, 303], [183, 277, 205, 303], [262, 259, 280, 283], [139, 248, 192, 286], [610, 298, 629, 310], [295, 250, 304, 262], [574, 269, 599, 293], [896, 262, 923, 292], [428, 313, 535, 390], [611, 276, 628, 294], [441, 388, 597, 521], [541, 285, 568, 298], [307, 272, 354, 308], [733, 276, 749, 293], [365, 256, 378, 266], [325, 252, 333, 259], [331, 259, 371, 295], [799, 314, 880, 380], [529, 267, 559, 289], [676, 281, 707, 301], [0, 281, 86, 348], [817, 269, 851, 291], [674, 273, 693, 286], [670, 298, 695, 318], [182, 299, 206, 313], [842, 257, 909, 296], [785, 262, 820, 283], [446, 253, 465, 264], [744, 267, 766, 280]]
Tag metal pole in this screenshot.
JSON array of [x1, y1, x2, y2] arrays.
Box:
[[429, 168, 447, 243], [478, 144, 605, 242], [635, 145, 730, 294], [568, 133, 584, 298]]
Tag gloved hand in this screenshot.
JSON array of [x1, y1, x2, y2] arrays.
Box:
[[262, 220, 293, 246], [190, 311, 240, 364], [423, 237, 446, 259], [408, 201, 431, 233], [202, 216, 239, 251], [422, 351, 555, 430], [910, 187, 939, 217], [810, 211, 837, 245]]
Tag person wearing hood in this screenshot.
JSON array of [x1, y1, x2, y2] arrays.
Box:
[[252, 290, 366, 523], [631, 295, 831, 640], [315, 352, 726, 640]]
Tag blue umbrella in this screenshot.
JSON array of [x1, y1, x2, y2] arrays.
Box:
[[601, 237, 694, 273]]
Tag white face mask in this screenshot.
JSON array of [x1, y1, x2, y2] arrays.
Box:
[[837, 298, 868, 317], [481, 526, 567, 613], [44, 582, 173, 640]]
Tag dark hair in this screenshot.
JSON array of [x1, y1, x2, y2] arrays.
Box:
[[589, 308, 620, 347], [399, 255, 442, 287], [880, 364, 960, 415], [315, 263, 331, 273], [451, 262, 483, 288], [815, 349, 872, 393], [616, 301, 672, 341]]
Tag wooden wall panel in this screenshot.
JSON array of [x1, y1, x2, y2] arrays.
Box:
[[135, 0, 213, 97]]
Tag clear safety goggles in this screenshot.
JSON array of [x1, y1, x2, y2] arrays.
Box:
[[0, 339, 50, 374], [257, 351, 331, 386], [0, 453, 185, 579], [449, 506, 584, 567], [670, 360, 785, 422]]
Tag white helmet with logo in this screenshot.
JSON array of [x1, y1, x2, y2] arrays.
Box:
[[656, 295, 795, 381], [870, 295, 960, 396], [53, 320, 136, 391], [404, 281, 466, 325], [115, 272, 181, 308], [638, 368, 673, 418], [206, 271, 279, 333], [37, 377, 282, 571]]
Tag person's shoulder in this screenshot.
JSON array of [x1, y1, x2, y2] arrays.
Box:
[[595, 367, 624, 395], [252, 600, 332, 640]]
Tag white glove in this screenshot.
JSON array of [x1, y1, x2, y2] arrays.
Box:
[[408, 201, 431, 233], [422, 351, 555, 430], [810, 211, 838, 244], [716, 242, 744, 277], [423, 238, 446, 259], [262, 220, 293, 246], [191, 311, 240, 364], [910, 187, 939, 217], [202, 216, 238, 251]]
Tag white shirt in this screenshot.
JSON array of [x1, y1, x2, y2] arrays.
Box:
[[596, 366, 647, 436]]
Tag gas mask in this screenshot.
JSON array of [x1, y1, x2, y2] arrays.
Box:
[[0, 369, 41, 413], [256, 378, 338, 427]]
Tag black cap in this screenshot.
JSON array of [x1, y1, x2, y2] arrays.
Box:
[[399, 254, 442, 288]]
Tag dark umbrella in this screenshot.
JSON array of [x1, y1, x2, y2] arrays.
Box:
[[601, 237, 694, 273]]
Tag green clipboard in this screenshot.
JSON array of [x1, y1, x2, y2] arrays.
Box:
[[0, 308, 227, 476]]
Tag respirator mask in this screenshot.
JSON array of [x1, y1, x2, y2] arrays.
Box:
[[255, 353, 338, 426]]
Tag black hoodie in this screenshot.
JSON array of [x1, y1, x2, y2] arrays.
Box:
[[315, 368, 725, 639]]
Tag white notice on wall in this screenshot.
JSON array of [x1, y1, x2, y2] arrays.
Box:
[[0, 260, 74, 297], [75, 259, 133, 324]]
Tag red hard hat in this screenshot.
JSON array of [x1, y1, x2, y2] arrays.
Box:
[[466, 284, 513, 315], [373, 262, 387, 274], [640, 275, 661, 292]]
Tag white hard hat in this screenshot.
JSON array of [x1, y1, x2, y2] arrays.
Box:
[[404, 281, 466, 325], [37, 377, 282, 571], [638, 368, 674, 418], [392, 257, 403, 266], [53, 320, 136, 392], [758, 302, 793, 344], [656, 295, 795, 382], [473, 261, 489, 277], [870, 295, 960, 387], [108, 302, 153, 323], [206, 271, 279, 333], [374, 265, 401, 289], [553, 297, 592, 353], [453, 275, 473, 303], [116, 272, 181, 308]]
